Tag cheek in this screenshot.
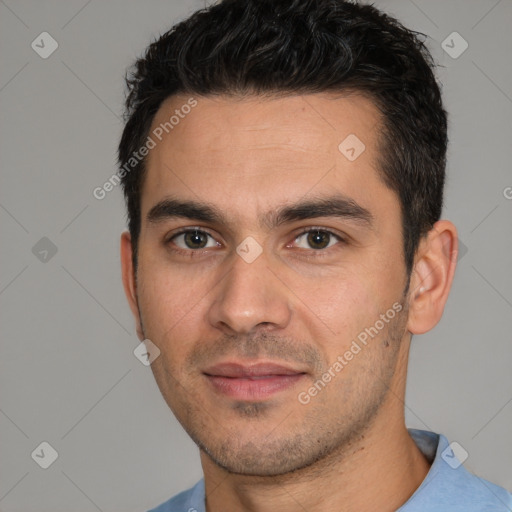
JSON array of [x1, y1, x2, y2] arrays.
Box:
[[306, 265, 379, 315], [136, 261, 207, 345], [303, 265, 401, 360]]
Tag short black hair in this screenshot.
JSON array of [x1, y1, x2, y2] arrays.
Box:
[[118, 0, 447, 275]]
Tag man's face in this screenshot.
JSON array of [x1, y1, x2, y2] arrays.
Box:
[[128, 93, 412, 476]]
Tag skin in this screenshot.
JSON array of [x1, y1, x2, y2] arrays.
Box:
[[121, 92, 458, 512]]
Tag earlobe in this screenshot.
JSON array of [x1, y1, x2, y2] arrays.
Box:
[[120, 231, 144, 340], [407, 220, 458, 335]]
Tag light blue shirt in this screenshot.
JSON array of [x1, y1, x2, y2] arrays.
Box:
[[148, 429, 512, 511]]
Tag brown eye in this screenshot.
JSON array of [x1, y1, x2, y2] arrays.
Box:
[[294, 229, 341, 250], [183, 230, 208, 249], [307, 230, 331, 249], [170, 229, 218, 250]]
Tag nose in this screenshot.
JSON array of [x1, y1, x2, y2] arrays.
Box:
[[207, 245, 292, 335]]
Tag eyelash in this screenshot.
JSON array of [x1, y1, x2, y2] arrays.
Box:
[[165, 226, 347, 259]]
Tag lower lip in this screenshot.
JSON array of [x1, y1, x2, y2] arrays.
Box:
[[205, 374, 306, 400]]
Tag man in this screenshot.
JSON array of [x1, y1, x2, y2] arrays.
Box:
[[118, 1, 512, 511]]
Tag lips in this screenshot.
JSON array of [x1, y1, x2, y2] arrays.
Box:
[[204, 362, 304, 378], [203, 362, 307, 400]]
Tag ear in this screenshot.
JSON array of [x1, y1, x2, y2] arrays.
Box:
[[120, 231, 144, 340], [407, 220, 458, 335]]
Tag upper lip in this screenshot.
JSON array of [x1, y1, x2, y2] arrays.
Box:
[[203, 362, 306, 378]]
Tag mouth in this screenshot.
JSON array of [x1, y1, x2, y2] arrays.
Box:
[[203, 362, 307, 401]]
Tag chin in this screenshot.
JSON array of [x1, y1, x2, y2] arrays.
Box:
[[197, 432, 334, 477]]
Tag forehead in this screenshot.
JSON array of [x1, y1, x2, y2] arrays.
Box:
[[149, 92, 381, 159], [141, 92, 391, 225]]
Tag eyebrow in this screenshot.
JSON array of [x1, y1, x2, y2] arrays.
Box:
[[147, 194, 374, 230]]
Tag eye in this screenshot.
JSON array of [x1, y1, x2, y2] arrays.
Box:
[[292, 228, 344, 250], [168, 229, 220, 251]]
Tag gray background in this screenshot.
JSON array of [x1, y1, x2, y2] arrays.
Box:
[[0, 0, 511, 510]]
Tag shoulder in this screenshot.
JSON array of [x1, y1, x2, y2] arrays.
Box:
[[146, 479, 205, 512], [402, 429, 512, 511]]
